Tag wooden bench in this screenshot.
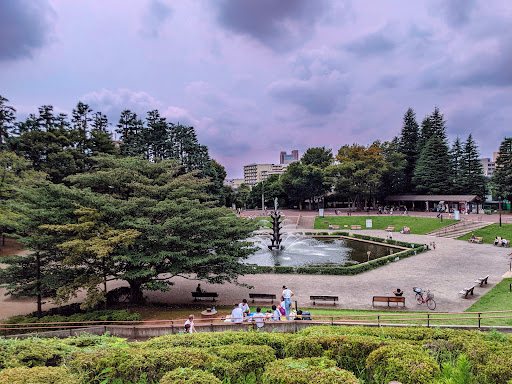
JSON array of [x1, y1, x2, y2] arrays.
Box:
[[249, 293, 276, 303], [350, 225, 362, 230], [468, 237, 483, 244], [372, 296, 405, 307], [386, 226, 395, 231], [310, 295, 338, 305], [459, 286, 475, 298], [332, 225, 340, 230], [192, 292, 218, 301], [475, 275, 489, 287]]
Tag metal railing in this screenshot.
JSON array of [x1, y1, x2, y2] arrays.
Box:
[[3, 310, 512, 336]]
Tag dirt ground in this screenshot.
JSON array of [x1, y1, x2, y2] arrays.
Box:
[[0, 237, 24, 257]]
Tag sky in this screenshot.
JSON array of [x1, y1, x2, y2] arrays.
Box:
[[0, 0, 511, 178]]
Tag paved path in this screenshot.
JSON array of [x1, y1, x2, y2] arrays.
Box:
[[1, 231, 511, 318]]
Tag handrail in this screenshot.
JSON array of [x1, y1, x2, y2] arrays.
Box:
[[3, 310, 512, 333]]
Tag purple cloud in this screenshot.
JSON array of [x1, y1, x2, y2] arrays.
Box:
[[0, 0, 55, 61]]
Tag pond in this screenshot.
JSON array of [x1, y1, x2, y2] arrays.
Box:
[[245, 235, 400, 267]]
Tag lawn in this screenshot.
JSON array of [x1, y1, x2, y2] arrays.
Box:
[[457, 223, 512, 245], [314, 215, 458, 235]]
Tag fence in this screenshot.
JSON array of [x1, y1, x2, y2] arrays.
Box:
[[3, 310, 512, 339]]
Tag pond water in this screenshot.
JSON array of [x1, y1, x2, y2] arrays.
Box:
[[245, 235, 400, 267]]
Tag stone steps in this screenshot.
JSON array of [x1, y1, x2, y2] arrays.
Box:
[[297, 216, 315, 229], [428, 221, 491, 239]]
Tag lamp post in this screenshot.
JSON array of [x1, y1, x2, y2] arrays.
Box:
[[261, 178, 265, 211], [499, 196, 502, 228]]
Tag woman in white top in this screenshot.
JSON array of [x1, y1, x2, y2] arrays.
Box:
[[184, 314, 196, 333]]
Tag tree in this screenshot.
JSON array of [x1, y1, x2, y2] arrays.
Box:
[[413, 135, 453, 194], [330, 143, 387, 209], [0, 96, 16, 148], [491, 137, 512, 210], [236, 183, 251, 209], [301, 147, 332, 168], [281, 162, 330, 210], [42, 205, 139, 309], [460, 134, 487, 197], [450, 137, 464, 194], [378, 139, 406, 201], [64, 156, 257, 303], [247, 174, 287, 209], [398, 108, 419, 192]]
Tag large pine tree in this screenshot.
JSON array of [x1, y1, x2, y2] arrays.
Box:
[[460, 134, 487, 197], [413, 135, 453, 194], [398, 108, 419, 192], [450, 137, 464, 194], [492, 137, 512, 210]]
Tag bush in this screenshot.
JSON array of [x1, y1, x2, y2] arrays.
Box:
[[68, 346, 214, 383], [0, 338, 75, 369], [160, 368, 222, 384], [207, 344, 276, 380], [366, 344, 440, 384], [262, 357, 359, 384], [0, 366, 79, 384]]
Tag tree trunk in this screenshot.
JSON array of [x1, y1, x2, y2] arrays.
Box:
[[128, 281, 145, 304], [36, 252, 42, 318]]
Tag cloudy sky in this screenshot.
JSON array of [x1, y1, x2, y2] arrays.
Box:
[[1, 0, 511, 178]]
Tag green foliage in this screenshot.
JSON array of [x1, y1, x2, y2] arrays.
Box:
[[281, 161, 330, 210], [367, 344, 440, 384], [436, 354, 475, 384], [0, 366, 79, 384], [491, 137, 512, 206], [457, 223, 512, 245], [68, 347, 213, 383], [0, 337, 75, 369], [262, 357, 360, 384], [301, 147, 333, 168], [160, 367, 222, 384], [398, 107, 420, 191], [414, 134, 453, 194], [207, 344, 276, 381]]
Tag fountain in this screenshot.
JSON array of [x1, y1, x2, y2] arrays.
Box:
[[268, 211, 283, 251]]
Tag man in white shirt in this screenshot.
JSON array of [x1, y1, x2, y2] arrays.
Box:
[[184, 314, 196, 333], [281, 285, 294, 320], [231, 303, 244, 323], [239, 298, 251, 316], [252, 307, 265, 329]]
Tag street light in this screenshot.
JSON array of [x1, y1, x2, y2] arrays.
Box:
[[499, 196, 502, 228]]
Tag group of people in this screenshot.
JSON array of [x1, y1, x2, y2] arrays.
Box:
[[494, 236, 510, 247]]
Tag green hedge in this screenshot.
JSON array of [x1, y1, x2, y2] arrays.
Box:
[[0, 367, 79, 384], [160, 368, 222, 384], [247, 234, 426, 276]]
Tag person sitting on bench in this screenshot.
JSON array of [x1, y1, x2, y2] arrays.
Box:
[[196, 284, 203, 293], [239, 298, 251, 316], [470, 233, 476, 243], [393, 288, 403, 297], [495, 237, 501, 246]]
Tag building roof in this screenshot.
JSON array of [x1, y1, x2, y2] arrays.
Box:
[[385, 195, 482, 202]]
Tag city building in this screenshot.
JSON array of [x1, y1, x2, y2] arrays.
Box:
[[243, 163, 289, 186], [280, 150, 299, 164], [224, 178, 245, 190], [480, 158, 496, 178]]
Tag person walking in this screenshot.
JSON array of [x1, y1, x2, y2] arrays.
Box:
[[281, 285, 294, 320], [184, 314, 197, 333]]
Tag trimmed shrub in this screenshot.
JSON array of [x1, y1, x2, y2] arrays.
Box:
[[0, 366, 79, 384], [68, 346, 214, 383], [327, 335, 388, 374], [0, 338, 75, 369], [160, 368, 222, 384], [207, 344, 276, 380], [262, 357, 359, 384], [366, 344, 440, 384]]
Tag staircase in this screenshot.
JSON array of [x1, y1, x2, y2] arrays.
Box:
[[297, 216, 315, 229], [427, 220, 492, 239]]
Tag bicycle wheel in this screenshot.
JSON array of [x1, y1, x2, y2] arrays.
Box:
[[415, 294, 423, 304], [427, 298, 436, 310]]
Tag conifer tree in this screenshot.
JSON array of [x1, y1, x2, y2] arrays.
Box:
[[398, 108, 419, 192], [413, 135, 453, 194], [0, 95, 16, 148], [491, 137, 512, 210], [460, 134, 487, 197], [450, 137, 464, 194]]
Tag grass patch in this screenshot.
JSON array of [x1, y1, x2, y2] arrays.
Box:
[[457, 223, 512, 244], [314, 216, 457, 235]]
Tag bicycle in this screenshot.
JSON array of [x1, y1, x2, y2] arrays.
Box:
[[413, 287, 436, 310]]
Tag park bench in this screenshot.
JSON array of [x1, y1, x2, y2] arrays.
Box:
[[468, 237, 483, 244], [475, 275, 489, 287], [386, 226, 395, 231], [350, 225, 362, 230], [332, 225, 340, 230], [310, 295, 338, 305], [249, 293, 277, 303], [192, 292, 218, 301], [372, 296, 405, 307], [459, 285, 475, 298]]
